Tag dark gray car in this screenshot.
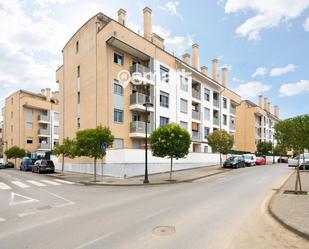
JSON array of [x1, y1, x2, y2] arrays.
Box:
[[32, 160, 55, 174]]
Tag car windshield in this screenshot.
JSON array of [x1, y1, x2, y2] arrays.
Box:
[[24, 159, 32, 164], [41, 160, 54, 166], [243, 155, 252, 159]]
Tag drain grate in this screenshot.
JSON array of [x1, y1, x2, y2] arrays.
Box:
[[152, 226, 176, 236]]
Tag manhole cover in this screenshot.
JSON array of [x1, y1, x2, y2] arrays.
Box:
[[152, 226, 176, 236]]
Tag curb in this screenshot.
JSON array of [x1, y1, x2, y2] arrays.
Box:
[[81, 168, 233, 187], [267, 171, 309, 241]]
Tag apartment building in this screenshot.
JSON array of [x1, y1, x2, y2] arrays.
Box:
[[1, 89, 60, 161], [0, 121, 3, 157], [235, 95, 280, 153], [56, 7, 241, 157]]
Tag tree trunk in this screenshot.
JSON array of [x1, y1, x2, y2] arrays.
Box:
[[169, 157, 173, 181], [15, 158, 17, 169], [61, 154, 64, 173], [94, 158, 97, 182], [220, 153, 222, 167]]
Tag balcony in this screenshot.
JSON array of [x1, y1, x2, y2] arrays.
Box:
[[192, 110, 201, 121], [230, 106, 236, 115], [129, 93, 154, 112], [230, 122, 236, 131], [130, 64, 154, 85], [192, 89, 201, 100], [192, 131, 201, 141], [129, 121, 154, 138], [213, 99, 219, 108], [38, 143, 51, 150], [213, 117, 219, 126], [38, 115, 50, 123], [38, 128, 50, 137]]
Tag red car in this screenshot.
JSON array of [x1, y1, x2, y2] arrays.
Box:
[[256, 157, 266, 165]]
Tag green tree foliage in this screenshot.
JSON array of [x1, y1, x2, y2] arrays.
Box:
[[149, 123, 191, 180], [256, 141, 273, 156], [207, 129, 234, 167], [273, 144, 288, 156], [75, 126, 114, 182], [4, 146, 26, 167], [52, 138, 76, 173]]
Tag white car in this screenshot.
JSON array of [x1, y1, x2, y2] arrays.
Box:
[[243, 154, 256, 166], [288, 153, 309, 169]]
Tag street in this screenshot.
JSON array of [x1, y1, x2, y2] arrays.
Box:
[[0, 164, 308, 249]]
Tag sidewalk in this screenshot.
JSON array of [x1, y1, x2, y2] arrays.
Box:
[[269, 170, 309, 240], [47, 165, 231, 186]]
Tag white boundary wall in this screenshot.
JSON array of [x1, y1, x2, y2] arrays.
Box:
[[54, 149, 221, 178]]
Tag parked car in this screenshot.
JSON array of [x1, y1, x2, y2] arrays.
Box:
[[20, 157, 33, 171], [223, 156, 246, 168], [1, 161, 14, 168], [243, 154, 256, 166], [32, 160, 55, 174], [277, 156, 288, 163], [256, 157, 266, 165], [0, 163, 5, 169], [288, 153, 309, 170]]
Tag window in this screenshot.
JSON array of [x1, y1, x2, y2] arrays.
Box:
[[114, 81, 123, 95], [26, 109, 33, 130], [11, 98, 13, 104], [77, 65, 80, 78], [54, 126, 59, 135], [11, 125, 13, 132], [114, 52, 123, 65], [160, 91, 169, 108], [77, 118, 80, 129], [180, 76, 188, 91], [204, 145, 209, 153], [114, 109, 123, 123], [76, 41, 79, 53], [132, 114, 140, 122], [204, 108, 210, 121], [77, 92, 80, 104], [54, 112, 59, 122], [223, 114, 227, 125], [160, 116, 169, 127], [26, 137, 33, 144], [113, 138, 124, 149], [204, 127, 210, 139], [11, 112, 13, 119], [180, 99, 188, 113], [204, 88, 210, 101], [223, 97, 227, 109], [160, 66, 169, 83], [180, 121, 188, 130]]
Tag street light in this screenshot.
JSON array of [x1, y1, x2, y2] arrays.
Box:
[[143, 96, 153, 184]]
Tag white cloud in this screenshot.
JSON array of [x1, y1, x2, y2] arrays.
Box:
[[34, 0, 77, 7], [279, 80, 309, 96], [270, 64, 296, 76], [235, 81, 272, 99], [224, 0, 309, 40], [158, 1, 182, 19], [252, 67, 268, 77], [304, 17, 309, 31]]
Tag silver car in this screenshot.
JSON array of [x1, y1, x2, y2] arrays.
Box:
[[288, 153, 309, 169]]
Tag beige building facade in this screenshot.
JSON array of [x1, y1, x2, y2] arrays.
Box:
[[235, 95, 280, 153], [1, 89, 60, 163], [56, 6, 241, 160]]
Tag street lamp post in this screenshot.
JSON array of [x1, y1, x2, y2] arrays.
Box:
[[143, 96, 153, 184]]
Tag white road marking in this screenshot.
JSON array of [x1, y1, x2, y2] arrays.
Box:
[[0, 182, 11, 190], [9, 192, 39, 207], [11, 181, 29, 188], [54, 179, 75, 185], [41, 180, 61, 186], [18, 211, 38, 217], [38, 188, 75, 208], [0, 218, 6, 222], [27, 180, 46, 187], [143, 207, 171, 220], [74, 232, 114, 249]]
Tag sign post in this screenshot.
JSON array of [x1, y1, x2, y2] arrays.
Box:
[[100, 143, 107, 181]]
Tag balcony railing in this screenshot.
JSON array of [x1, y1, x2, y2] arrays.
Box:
[[38, 143, 51, 150], [213, 118, 219, 126], [230, 122, 236, 131], [130, 121, 154, 134], [192, 89, 201, 100], [192, 131, 201, 141], [230, 106, 236, 115], [130, 92, 153, 106], [192, 110, 200, 120], [38, 129, 50, 136], [213, 99, 219, 108], [130, 64, 152, 77], [38, 115, 50, 122]]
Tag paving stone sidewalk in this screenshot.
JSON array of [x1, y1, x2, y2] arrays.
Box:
[[269, 170, 309, 239], [47, 164, 231, 186]]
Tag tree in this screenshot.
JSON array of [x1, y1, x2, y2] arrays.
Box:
[[275, 115, 309, 192], [75, 126, 114, 182], [4, 146, 26, 168], [273, 144, 287, 157], [149, 123, 191, 181], [205, 129, 234, 167], [52, 138, 76, 173], [256, 141, 272, 157]]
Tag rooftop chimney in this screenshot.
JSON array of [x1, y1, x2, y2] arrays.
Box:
[[117, 9, 126, 25], [274, 105, 280, 118], [182, 53, 190, 65], [192, 43, 199, 69], [46, 88, 51, 102], [201, 66, 208, 75], [268, 101, 271, 113], [258, 95, 263, 108], [264, 97, 268, 111], [41, 89, 46, 96], [151, 33, 164, 49], [212, 59, 218, 81], [221, 67, 228, 87], [143, 7, 152, 41]]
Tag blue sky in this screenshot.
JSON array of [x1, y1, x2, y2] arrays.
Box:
[[0, 0, 309, 119]]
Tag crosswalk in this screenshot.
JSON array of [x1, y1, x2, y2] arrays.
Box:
[[0, 179, 75, 190]]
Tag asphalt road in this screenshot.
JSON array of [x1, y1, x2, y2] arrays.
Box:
[[0, 164, 307, 249]]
